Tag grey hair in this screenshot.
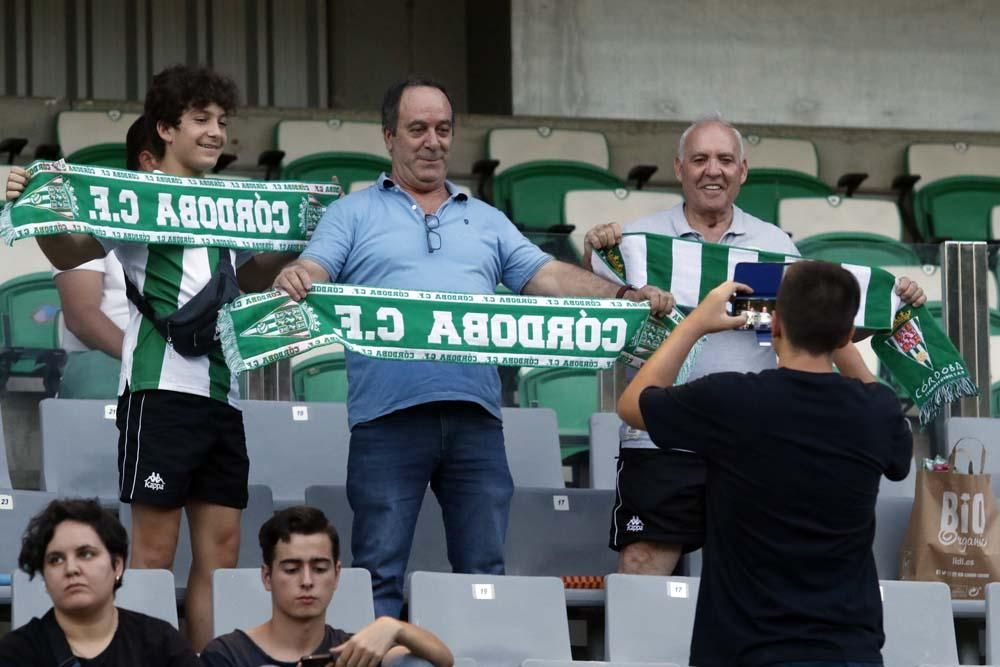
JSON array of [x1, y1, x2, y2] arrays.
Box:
[[677, 112, 745, 162]]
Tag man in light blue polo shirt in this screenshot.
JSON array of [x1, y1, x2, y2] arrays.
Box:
[[583, 113, 925, 578], [274, 76, 673, 618]]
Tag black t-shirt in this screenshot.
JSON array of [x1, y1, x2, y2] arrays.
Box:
[[201, 626, 352, 667], [0, 607, 200, 667], [640, 368, 912, 667]]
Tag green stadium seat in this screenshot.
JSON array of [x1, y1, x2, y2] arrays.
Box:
[[905, 143, 1000, 241], [778, 196, 902, 244], [486, 127, 625, 231], [275, 120, 390, 190], [518, 366, 598, 459], [0, 272, 64, 395], [291, 346, 348, 402], [797, 238, 921, 266], [880, 264, 998, 310], [563, 189, 683, 258], [0, 237, 53, 285], [735, 136, 833, 224], [56, 110, 140, 168]]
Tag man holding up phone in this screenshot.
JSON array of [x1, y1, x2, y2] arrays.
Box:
[[583, 113, 925, 576], [201, 506, 453, 667], [617, 262, 913, 666]]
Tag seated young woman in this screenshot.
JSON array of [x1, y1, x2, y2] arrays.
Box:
[[0, 498, 200, 666]]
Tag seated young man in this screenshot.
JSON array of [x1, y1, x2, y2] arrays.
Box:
[[201, 506, 454, 667], [618, 261, 913, 667]]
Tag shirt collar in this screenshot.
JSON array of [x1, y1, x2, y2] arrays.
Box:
[[676, 203, 747, 240], [378, 173, 468, 201]]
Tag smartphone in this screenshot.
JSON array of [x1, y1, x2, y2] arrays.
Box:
[[731, 262, 785, 331], [300, 653, 337, 667]]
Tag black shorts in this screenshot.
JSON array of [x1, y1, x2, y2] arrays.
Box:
[[609, 446, 705, 552], [116, 386, 249, 509]]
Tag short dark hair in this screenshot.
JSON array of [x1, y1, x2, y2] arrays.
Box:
[[381, 75, 454, 135], [143, 64, 240, 158], [776, 261, 860, 355], [259, 506, 340, 567], [18, 499, 129, 591], [126, 115, 152, 171]]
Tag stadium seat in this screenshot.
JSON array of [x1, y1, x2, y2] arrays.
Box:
[[986, 582, 1000, 663], [605, 574, 698, 665], [409, 572, 572, 667], [880, 580, 959, 666], [0, 409, 10, 489], [39, 398, 120, 505], [0, 490, 57, 596], [878, 459, 916, 499], [485, 127, 625, 231], [881, 264, 997, 309], [242, 400, 351, 507], [524, 662, 676, 667], [944, 417, 1000, 495], [304, 485, 450, 573], [872, 496, 913, 580], [905, 143, 1000, 241], [588, 412, 620, 490], [517, 367, 598, 458], [291, 347, 348, 403], [924, 302, 1000, 335], [563, 189, 683, 257], [503, 488, 618, 580], [735, 136, 833, 224], [0, 272, 65, 395], [796, 238, 921, 266], [55, 110, 140, 168], [992, 205, 1000, 239], [500, 407, 565, 488], [13, 568, 178, 628], [275, 119, 390, 190], [119, 484, 273, 590], [211, 567, 375, 637], [0, 239, 52, 286], [778, 196, 902, 243]]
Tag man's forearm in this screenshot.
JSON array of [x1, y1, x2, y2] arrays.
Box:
[[388, 622, 454, 667], [832, 343, 879, 384], [67, 314, 125, 359], [618, 317, 704, 429], [522, 260, 621, 298]]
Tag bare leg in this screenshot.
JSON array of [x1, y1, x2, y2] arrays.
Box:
[[129, 504, 182, 569], [618, 541, 683, 575], [185, 500, 241, 651]]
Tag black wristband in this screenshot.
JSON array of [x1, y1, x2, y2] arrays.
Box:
[[615, 284, 636, 299]]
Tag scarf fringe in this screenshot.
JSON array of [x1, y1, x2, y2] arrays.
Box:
[[0, 204, 16, 246], [216, 305, 249, 374], [918, 376, 980, 426]]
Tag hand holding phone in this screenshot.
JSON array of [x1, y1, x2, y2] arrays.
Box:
[[299, 653, 337, 667]]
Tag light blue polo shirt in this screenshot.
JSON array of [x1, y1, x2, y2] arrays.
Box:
[[300, 174, 552, 428]]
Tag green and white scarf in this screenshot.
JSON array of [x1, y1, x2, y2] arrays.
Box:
[[593, 232, 978, 424], [0, 160, 340, 251], [217, 285, 659, 372]]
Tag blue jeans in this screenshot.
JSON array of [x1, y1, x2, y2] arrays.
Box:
[[346, 401, 513, 618]]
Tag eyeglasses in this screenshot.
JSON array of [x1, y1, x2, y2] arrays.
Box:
[[424, 214, 442, 253]]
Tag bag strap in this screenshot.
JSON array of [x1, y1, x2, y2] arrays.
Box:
[[41, 612, 82, 667], [947, 437, 987, 475]]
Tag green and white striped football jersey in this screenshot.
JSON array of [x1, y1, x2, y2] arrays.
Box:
[[102, 241, 251, 408]]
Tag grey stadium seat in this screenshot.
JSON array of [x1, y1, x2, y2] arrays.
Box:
[[0, 491, 57, 594], [986, 581, 1000, 663], [605, 574, 698, 666], [872, 496, 913, 580], [588, 412, 620, 490], [501, 407, 564, 488], [945, 417, 1000, 495], [504, 488, 617, 578], [39, 398, 120, 504], [119, 484, 274, 590], [409, 572, 572, 667], [211, 567, 374, 637], [304, 485, 450, 573], [524, 662, 677, 667], [880, 580, 959, 667], [0, 408, 11, 488], [13, 568, 178, 628], [242, 400, 351, 507]]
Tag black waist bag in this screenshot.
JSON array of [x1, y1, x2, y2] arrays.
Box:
[[124, 253, 241, 357]]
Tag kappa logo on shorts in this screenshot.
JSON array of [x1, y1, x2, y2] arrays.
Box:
[[144, 472, 165, 491], [626, 515, 644, 532]]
